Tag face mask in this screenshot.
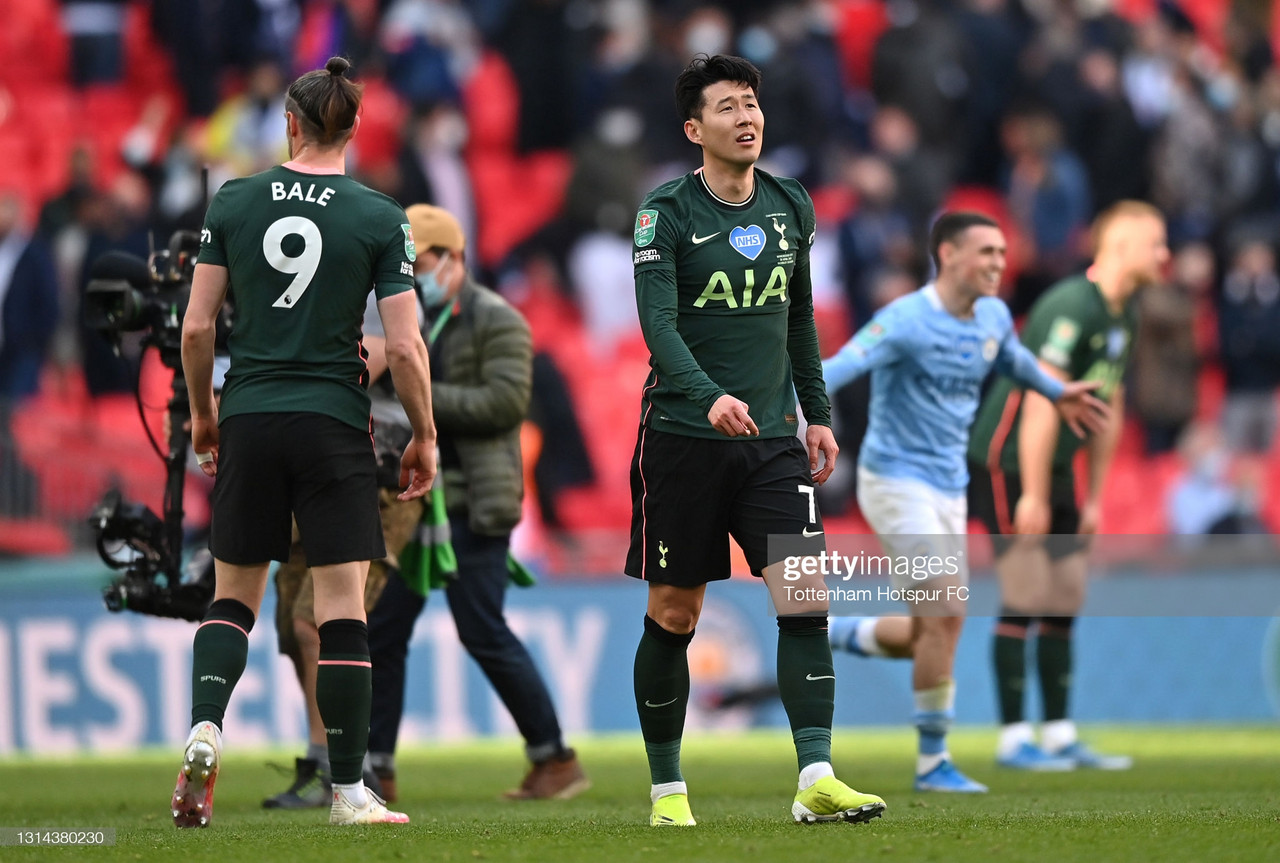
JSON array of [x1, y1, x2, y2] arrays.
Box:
[[416, 253, 452, 308]]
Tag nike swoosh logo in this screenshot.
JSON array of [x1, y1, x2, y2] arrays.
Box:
[[691, 232, 721, 244], [806, 674, 835, 681], [645, 697, 679, 708], [802, 528, 823, 537]]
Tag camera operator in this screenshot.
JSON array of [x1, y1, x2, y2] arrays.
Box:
[[173, 57, 436, 829]]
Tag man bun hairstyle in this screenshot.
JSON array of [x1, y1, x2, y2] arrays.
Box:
[[675, 53, 762, 122], [929, 211, 999, 269], [286, 56, 364, 147]]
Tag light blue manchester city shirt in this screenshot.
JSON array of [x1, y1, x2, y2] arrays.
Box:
[[824, 285, 1065, 494]]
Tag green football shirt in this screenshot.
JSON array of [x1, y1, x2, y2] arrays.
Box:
[[196, 166, 416, 431], [631, 168, 829, 440], [969, 274, 1138, 477]]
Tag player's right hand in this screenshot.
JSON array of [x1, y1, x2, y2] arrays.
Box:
[[398, 437, 438, 500], [1056, 380, 1110, 437], [1013, 494, 1051, 536], [191, 415, 219, 477], [708, 394, 759, 438]]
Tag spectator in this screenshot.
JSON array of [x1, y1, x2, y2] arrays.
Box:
[[0, 193, 60, 517], [203, 56, 291, 185], [870, 0, 971, 150], [1069, 48, 1151, 213], [379, 0, 480, 109], [1149, 64, 1223, 244], [60, 0, 128, 87], [952, 0, 1031, 186], [834, 153, 916, 330], [868, 105, 951, 235], [394, 102, 476, 243], [999, 104, 1091, 315], [1216, 238, 1280, 461], [362, 203, 588, 802], [78, 172, 154, 396], [1132, 241, 1205, 454], [151, 0, 222, 118], [493, 0, 582, 152], [1167, 422, 1266, 537]]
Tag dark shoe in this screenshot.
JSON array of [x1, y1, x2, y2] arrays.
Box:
[[503, 748, 590, 800], [369, 766, 395, 803], [263, 757, 330, 809]]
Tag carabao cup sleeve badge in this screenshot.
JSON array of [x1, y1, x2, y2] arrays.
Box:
[[634, 209, 659, 247]]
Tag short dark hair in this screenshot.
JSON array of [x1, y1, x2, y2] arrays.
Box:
[[929, 211, 1000, 269], [675, 54, 762, 122], [285, 56, 364, 147]]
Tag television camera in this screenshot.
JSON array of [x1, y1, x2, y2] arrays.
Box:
[[84, 230, 215, 622]]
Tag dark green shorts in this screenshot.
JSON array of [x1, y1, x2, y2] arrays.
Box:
[[211, 412, 385, 566], [625, 427, 824, 586]]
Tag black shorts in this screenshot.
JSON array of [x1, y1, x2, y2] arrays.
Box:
[[625, 427, 823, 586], [210, 412, 386, 566], [967, 459, 1087, 560]]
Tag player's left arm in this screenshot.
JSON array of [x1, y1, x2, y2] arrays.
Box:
[[995, 308, 1109, 437], [784, 200, 837, 483], [1015, 359, 1066, 535], [1080, 383, 1124, 535], [786, 205, 829, 427]]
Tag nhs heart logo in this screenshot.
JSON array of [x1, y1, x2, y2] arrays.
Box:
[[730, 225, 766, 261]]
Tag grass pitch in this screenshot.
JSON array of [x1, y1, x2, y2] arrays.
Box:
[[1, 727, 1277, 862]]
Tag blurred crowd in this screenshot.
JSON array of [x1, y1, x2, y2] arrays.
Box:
[[1, 0, 1279, 550]]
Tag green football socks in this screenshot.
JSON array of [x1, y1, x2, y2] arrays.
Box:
[[634, 615, 693, 785], [777, 616, 834, 770], [190, 599, 255, 729], [1037, 617, 1075, 722], [994, 613, 1032, 725], [316, 619, 373, 785]]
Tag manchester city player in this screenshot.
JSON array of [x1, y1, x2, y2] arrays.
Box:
[[824, 212, 1109, 793]]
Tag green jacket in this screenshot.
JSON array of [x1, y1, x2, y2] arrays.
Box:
[[432, 278, 533, 536]]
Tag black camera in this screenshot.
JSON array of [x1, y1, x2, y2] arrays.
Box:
[[93, 491, 214, 622], [84, 231, 202, 347], [85, 230, 213, 622]]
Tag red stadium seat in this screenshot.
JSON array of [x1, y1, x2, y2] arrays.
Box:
[[0, 0, 69, 86], [0, 517, 71, 556], [463, 51, 519, 152], [351, 76, 407, 173]]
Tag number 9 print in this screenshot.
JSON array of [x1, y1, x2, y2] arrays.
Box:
[[263, 216, 323, 308]]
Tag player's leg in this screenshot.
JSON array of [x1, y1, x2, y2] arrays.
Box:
[[176, 413, 286, 828], [292, 573, 328, 768], [366, 563, 426, 802], [971, 462, 1072, 770], [295, 414, 406, 825], [830, 615, 913, 658], [625, 428, 726, 826], [737, 440, 885, 823], [909, 602, 986, 792], [366, 491, 426, 802], [639, 582, 705, 825], [442, 517, 588, 800], [175, 560, 271, 829], [1039, 531, 1131, 770], [857, 467, 983, 792], [992, 541, 1072, 768], [263, 530, 332, 809]]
